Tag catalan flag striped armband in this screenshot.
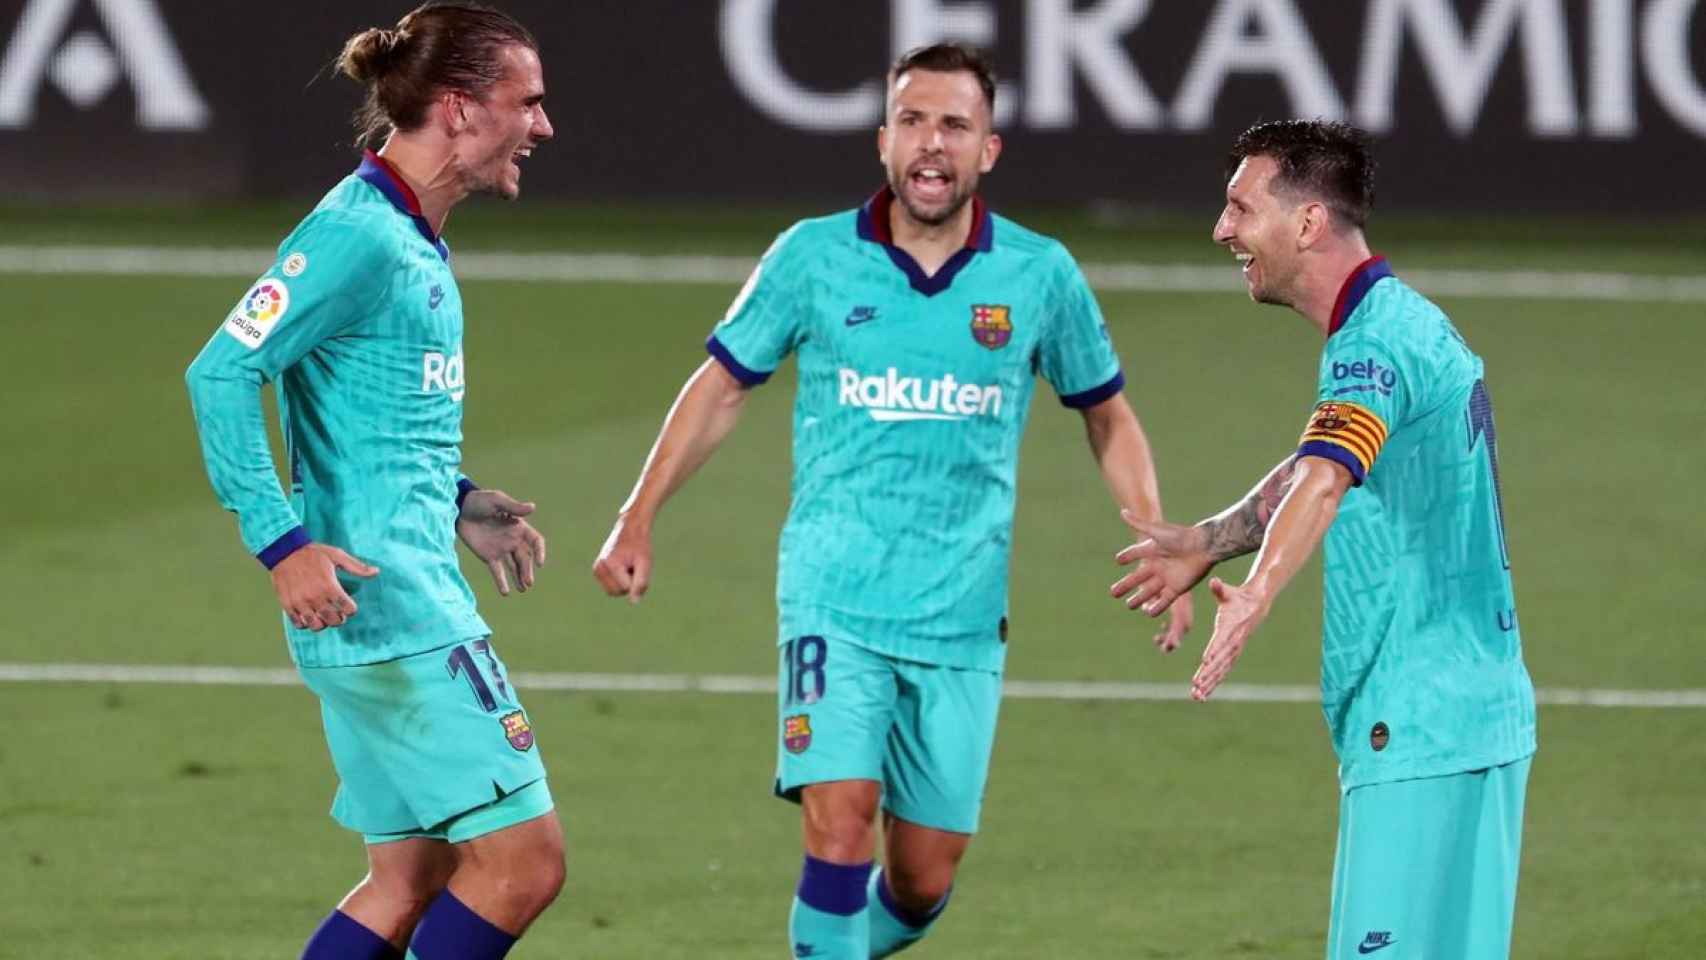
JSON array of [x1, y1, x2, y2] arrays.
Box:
[[1296, 400, 1389, 485]]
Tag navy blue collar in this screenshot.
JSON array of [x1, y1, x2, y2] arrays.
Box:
[[855, 186, 993, 297], [356, 150, 449, 262], [1328, 255, 1392, 337]]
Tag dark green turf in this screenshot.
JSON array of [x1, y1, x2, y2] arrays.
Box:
[[0, 213, 1700, 957]]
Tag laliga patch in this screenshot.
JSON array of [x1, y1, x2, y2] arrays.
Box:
[[783, 714, 812, 754], [222, 278, 290, 350], [500, 710, 535, 751], [970, 303, 1013, 349], [281, 252, 308, 277]]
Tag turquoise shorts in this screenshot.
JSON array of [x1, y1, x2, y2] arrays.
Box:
[[298, 637, 552, 844], [773, 634, 1002, 834], [1326, 756, 1532, 959]]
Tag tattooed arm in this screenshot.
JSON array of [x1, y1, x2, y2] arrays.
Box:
[[1198, 455, 1299, 561], [1109, 454, 1299, 615]]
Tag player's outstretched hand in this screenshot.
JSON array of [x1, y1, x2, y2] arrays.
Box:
[[1111, 509, 1216, 627], [1153, 591, 1195, 653], [458, 489, 547, 596], [271, 543, 379, 631], [592, 515, 651, 605], [1190, 577, 1271, 700]]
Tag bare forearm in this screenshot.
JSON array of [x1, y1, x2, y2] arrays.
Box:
[[1240, 457, 1347, 603], [619, 359, 747, 528], [1084, 396, 1163, 521], [1195, 455, 1298, 562]]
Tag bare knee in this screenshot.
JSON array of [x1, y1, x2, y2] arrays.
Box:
[[344, 840, 457, 935], [454, 816, 567, 930], [883, 859, 955, 914], [802, 782, 881, 863], [492, 826, 566, 919]]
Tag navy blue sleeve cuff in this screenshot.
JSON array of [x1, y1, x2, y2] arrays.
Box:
[[456, 477, 479, 511], [257, 526, 311, 570], [1296, 441, 1368, 487], [1059, 370, 1125, 409], [705, 335, 771, 386]]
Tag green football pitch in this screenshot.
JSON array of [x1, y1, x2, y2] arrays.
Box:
[[0, 202, 1702, 958]]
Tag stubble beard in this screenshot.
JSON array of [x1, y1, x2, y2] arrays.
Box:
[[889, 169, 975, 229]]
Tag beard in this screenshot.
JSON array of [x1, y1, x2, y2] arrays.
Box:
[[459, 143, 522, 200], [888, 167, 977, 228]]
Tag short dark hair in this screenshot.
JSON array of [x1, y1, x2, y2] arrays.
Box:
[[337, 2, 537, 148], [888, 42, 997, 116], [1227, 120, 1376, 230]]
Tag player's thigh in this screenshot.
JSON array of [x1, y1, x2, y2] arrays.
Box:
[[1326, 763, 1526, 960], [453, 800, 564, 877], [302, 637, 550, 836], [881, 660, 1002, 835], [882, 813, 972, 896], [774, 635, 898, 798], [358, 836, 457, 904], [1457, 756, 1531, 958], [310, 695, 421, 836]]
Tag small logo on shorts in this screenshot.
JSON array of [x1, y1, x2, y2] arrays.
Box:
[[500, 710, 534, 751], [783, 714, 812, 754], [1357, 931, 1396, 954], [1370, 721, 1390, 752]]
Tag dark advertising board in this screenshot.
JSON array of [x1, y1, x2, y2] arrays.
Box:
[[1, 0, 1701, 211]]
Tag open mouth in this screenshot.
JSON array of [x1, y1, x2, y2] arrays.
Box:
[[510, 145, 534, 169], [908, 163, 952, 204], [1234, 251, 1255, 276]]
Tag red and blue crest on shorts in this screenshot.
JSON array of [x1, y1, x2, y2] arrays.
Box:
[[783, 714, 813, 754], [500, 710, 534, 751]]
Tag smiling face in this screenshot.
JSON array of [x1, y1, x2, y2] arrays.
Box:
[[877, 68, 1001, 228], [1211, 154, 1308, 307], [455, 43, 552, 200]]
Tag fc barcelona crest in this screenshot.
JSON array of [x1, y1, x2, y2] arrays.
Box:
[[971, 304, 1013, 350], [500, 710, 535, 752], [783, 714, 813, 754]]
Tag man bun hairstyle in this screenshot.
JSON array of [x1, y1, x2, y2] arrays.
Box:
[[1228, 120, 1377, 231], [889, 42, 998, 116], [337, 2, 537, 148]]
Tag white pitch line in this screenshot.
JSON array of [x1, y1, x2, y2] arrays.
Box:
[[2, 245, 1705, 303], [1, 662, 1701, 708]]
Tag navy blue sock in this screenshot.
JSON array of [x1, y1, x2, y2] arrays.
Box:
[[301, 909, 400, 960], [790, 855, 872, 959], [868, 866, 951, 958], [406, 890, 517, 960]]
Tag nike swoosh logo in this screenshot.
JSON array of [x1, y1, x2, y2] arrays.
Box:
[[1358, 941, 1396, 954]]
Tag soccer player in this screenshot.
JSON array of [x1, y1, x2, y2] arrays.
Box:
[[184, 5, 560, 959], [592, 43, 1190, 959], [1111, 120, 1537, 958]]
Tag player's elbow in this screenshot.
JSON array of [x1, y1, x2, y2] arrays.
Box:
[[1294, 456, 1353, 511]]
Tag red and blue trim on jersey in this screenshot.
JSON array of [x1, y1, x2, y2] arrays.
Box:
[[856, 185, 993, 297], [1327, 255, 1393, 338], [356, 150, 450, 262]]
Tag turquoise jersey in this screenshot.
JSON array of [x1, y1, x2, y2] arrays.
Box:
[[708, 188, 1123, 670], [1296, 257, 1536, 791], [186, 152, 488, 668]]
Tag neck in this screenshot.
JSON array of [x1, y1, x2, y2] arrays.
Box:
[[888, 196, 976, 275], [376, 134, 466, 236], [1293, 235, 1374, 336]]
